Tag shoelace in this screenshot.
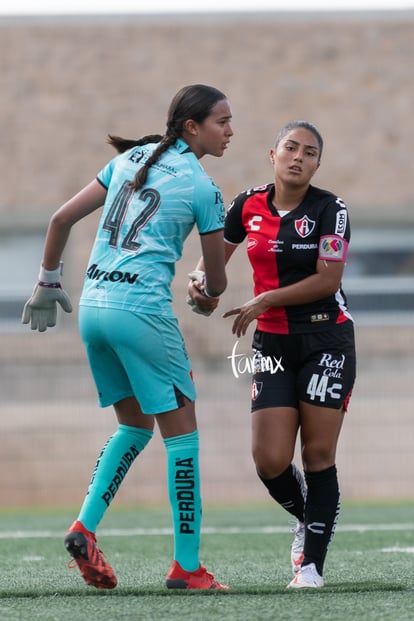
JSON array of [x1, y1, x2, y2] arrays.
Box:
[[66, 544, 108, 568], [199, 566, 221, 586]]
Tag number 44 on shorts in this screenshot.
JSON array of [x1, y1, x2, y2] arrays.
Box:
[[306, 374, 342, 402]]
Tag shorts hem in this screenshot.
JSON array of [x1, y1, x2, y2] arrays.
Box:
[[98, 391, 135, 409]]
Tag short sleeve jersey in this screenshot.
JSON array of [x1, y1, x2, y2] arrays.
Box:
[[80, 138, 224, 316], [224, 183, 353, 334]]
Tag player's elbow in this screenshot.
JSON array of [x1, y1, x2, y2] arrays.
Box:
[[50, 206, 77, 230], [319, 280, 342, 299]]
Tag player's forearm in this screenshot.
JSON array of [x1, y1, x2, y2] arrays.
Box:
[[42, 216, 72, 270], [261, 273, 339, 308], [195, 240, 238, 271]]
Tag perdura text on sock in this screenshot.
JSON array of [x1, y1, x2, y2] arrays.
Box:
[[175, 457, 195, 534], [101, 445, 140, 505]]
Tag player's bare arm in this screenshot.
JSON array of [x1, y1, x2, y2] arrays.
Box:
[[223, 259, 345, 337]]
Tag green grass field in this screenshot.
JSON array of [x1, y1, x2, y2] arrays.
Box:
[[0, 502, 413, 621]]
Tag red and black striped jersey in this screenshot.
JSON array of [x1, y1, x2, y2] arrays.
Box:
[[224, 183, 353, 334]]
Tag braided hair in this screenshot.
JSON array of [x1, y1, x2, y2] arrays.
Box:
[[108, 84, 227, 191]]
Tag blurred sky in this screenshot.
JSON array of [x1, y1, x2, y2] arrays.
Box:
[[1, 0, 413, 15]]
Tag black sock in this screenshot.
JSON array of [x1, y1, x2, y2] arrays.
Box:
[[258, 464, 306, 522], [303, 465, 341, 576]]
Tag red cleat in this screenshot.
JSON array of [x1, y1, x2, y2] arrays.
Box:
[[64, 520, 117, 589], [166, 560, 229, 590]]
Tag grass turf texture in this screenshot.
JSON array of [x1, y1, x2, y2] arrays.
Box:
[[0, 502, 412, 621]]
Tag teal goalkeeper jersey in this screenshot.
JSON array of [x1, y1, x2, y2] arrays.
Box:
[[80, 138, 225, 316]]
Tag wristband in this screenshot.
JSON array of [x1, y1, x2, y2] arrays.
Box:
[[38, 282, 63, 289], [203, 288, 216, 298], [38, 261, 63, 283]]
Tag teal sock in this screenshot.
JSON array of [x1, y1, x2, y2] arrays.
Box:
[[78, 424, 153, 532], [164, 430, 201, 572]]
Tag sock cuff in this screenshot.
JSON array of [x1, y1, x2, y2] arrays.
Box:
[[163, 429, 199, 450], [117, 424, 154, 449], [305, 465, 337, 485], [258, 464, 293, 485]]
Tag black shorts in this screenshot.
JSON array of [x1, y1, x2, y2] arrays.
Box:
[[250, 321, 356, 412]]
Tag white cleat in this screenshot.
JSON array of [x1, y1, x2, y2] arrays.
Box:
[[287, 562, 324, 589], [290, 520, 305, 575]]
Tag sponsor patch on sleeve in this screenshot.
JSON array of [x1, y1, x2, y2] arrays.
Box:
[[318, 235, 348, 261], [335, 207, 347, 236]]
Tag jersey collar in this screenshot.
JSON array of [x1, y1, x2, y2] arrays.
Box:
[[175, 138, 193, 154], [267, 184, 279, 216]]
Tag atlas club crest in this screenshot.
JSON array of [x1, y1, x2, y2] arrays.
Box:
[[294, 215, 316, 238]]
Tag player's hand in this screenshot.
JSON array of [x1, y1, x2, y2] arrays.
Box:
[[223, 294, 268, 337], [22, 282, 73, 332], [186, 270, 219, 316]]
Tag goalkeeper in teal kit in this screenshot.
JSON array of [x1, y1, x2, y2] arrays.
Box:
[[22, 84, 233, 590]]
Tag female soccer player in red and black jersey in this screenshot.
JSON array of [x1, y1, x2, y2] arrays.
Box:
[[189, 120, 356, 588]]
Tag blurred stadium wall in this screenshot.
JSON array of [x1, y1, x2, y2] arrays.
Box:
[[1, 10, 413, 506]]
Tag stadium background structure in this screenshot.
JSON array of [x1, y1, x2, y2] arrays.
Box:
[[1, 9, 414, 506]]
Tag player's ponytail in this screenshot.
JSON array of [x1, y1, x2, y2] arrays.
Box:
[[107, 134, 163, 154], [130, 135, 177, 191]]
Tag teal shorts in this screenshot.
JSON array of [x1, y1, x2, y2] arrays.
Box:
[[78, 306, 196, 414]]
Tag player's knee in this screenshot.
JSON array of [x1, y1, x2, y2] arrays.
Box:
[[302, 445, 336, 472], [253, 448, 289, 479]]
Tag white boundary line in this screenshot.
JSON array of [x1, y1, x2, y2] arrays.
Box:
[[1, 523, 413, 539]]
